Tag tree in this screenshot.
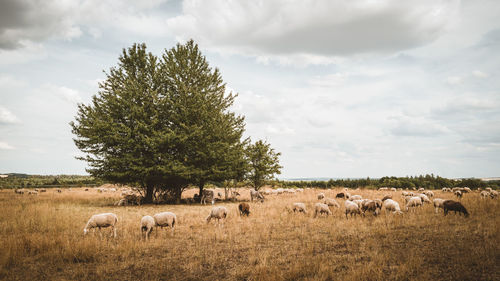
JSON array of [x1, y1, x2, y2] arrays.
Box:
[[71, 41, 247, 203], [246, 140, 282, 190]]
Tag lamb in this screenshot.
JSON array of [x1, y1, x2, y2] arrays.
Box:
[[405, 197, 423, 211], [433, 198, 445, 213], [317, 193, 325, 200], [292, 203, 307, 214], [443, 200, 469, 217], [349, 195, 362, 201], [250, 190, 265, 202], [206, 206, 228, 225], [238, 202, 250, 216], [83, 213, 118, 238], [153, 212, 177, 234], [383, 199, 403, 214], [323, 198, 340, 208], [141, 215, 155, 240], [313, 203, 332, 218], [454, 190, 463, 198], [345, 200, 361, 219]]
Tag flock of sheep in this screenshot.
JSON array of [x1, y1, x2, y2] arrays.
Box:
[[78, 185, 498, 239]]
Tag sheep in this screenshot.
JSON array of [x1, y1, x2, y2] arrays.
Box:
[[374, 199, 383, 210], [361, 200, 381, 216], [292, 203, 307, 214], [433, 198, 445, 213], [442, 187, 452, 192], [345, 200, 361, 219], [313, 203, 332, 218], [83, 213, 118, 238], [40, 188, 47, 192], [351, 199, 364, 209], [84, 188, 89, 191], [323, 198, 340, 208], [335, 192, 348, 199], [381, 195, 392, 201], [14, 189, 25, 194], [317, 193, 325, 200], [383, 199, 403, 214], [418, 188, 425, 192], [201, 189, 215, 205], [390, 187, 397, 192], [349, 195, 362, 201], [485, 187, 493, 192], [28, 190, 38, 195], [480, 191, 490, 199], [443, 200, 469, 217], [463, 187, 471, 193], [454, 190, 463, 198], [238, 203, 250, 216], [206, 206, 228, 225], [423, 190, 434, 198], [153, 212, 177, 234], [418, 194, 431, 204], [141, 215, 155, 240], [401, 191, 409, 197], [405, 197, 423, 211], [378, 187, 388, 191], [250, 190, 265, 202], [490, 190, 498, 199]]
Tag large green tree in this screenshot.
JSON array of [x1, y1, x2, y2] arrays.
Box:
[[246, 140, 282, 190], [71, 40, 246, 203]]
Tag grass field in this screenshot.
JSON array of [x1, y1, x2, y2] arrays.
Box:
[[0, 187, 498, 281]]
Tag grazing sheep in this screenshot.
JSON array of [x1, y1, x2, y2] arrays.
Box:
[[379, 187, 388, 191], [83, 213, 118, 238], [423, 190, 434, 198], [345, 200, 361, 219], [406, 197, 423, 211], [40, 189, 46, 192], [141, 215, 155, 240], [292, 203, 307, 214], [335, 192, 347, 199], [28, 190, 38, 195], [238, 203, 250, 216], [250, 190, 265, 202], [390, 187, 397, 192], [443, 200, 469, 217], [418, 194, 431, 204], [201, 189, 215, 205], [442, 187, 452, 192], [485, 187, 493, 192], [489, 190, 498, 199], [56, 188, 62, 193], [381, 195, 392, 201], [454, 190, 463, 198], [206, 206, 228, 225], [433, 198, 445, 213], [401, 191, 409, 197], [383, 199, 403, 214], [418, 188, 425, 192], [317, 193, 325, 200], [323, 198, 340, 208], [374, 199, 383, 209], [361, 200, 380, 216], [480, 191, 490, 199], [349, 195, 362, 201], [153, 212, 177, 234], [84, 188, 89, 191], [313, 203, 332, 218]]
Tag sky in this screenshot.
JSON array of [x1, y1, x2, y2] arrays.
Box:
[[0, 0, 499, 179]]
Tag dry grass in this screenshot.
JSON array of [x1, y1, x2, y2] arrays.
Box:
[[0, 187, 498, 281]]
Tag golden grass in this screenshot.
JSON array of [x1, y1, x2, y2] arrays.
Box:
[[0, 187, 498, 281]]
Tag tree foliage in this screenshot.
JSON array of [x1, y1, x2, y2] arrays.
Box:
[[246, 140, 282, 190], [70, 41, 247, 203]]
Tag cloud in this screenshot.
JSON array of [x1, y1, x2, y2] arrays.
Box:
[[41, 84, 83, 105], [0, 141, 14, 150], [472, 70, 488, 78], [389, 116, 450, 137], [0, 106, 20, 124], [167, 0, 459, 62]]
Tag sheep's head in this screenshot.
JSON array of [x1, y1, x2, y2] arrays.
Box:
[[83, 228, 89, 235]]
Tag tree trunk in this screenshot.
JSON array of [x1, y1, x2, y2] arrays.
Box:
[[144, 184, 155, 204], [197, 180, 205, 203]]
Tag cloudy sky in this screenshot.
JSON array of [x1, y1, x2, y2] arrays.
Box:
[[1, 0, 499, 178]]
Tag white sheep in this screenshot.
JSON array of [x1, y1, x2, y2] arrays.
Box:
[[292, 202, 307, 214], [317, 193, 325, 200], [345, 200, 361, 219], [141, 215, 155, 240], [480, 191, 490, 199], [153, 212, 177, 234], [349, 195, 362, 201], [490, 190, 498, 198], [83, 213, 118, 238], [383, 199, 403, 215], [418, 194, 431, 204], [323, 198, 340, 208], [423, 190, 434, 198], [313, 203, 332, 218], [433, 198, 445, 213], [406, 197, 423, 211], [206, 206, 228, 225], [390, 187, 397, 192], [418, 188, 425, 192]]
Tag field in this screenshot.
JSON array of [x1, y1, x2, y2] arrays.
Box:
[[0, 187, 498, 281]]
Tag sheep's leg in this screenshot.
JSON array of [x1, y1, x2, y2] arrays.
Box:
[[112, 226, 116, 238]]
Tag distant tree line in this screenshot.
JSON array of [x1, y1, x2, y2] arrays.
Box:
[[0, 174, 102, 189], [279, 174, 499, 190]]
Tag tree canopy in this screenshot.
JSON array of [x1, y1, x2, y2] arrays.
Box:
[[70, 40, 251, 203], [246, 140, 282, 190]]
